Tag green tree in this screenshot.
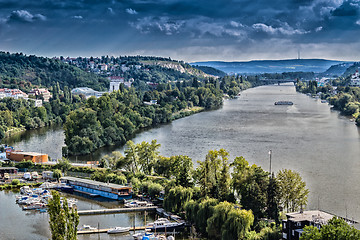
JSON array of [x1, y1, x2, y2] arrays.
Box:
[[171, 155, 194, 187], [231, 156, 269, 220], [277, 169, 309, 212], [163, 185, 193, 213], [137, 140, 160, 175], [267, 174, 280, 223], [100, 151, 125, 170], [55, 158, 71, 174], [300, 217, 360, 240], [53, 169, 62, 181], [124, 140, 140, 173], [48, 191, 79, 240]]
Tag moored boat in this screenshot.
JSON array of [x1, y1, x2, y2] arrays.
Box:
[[107, 226, 130, 234], [79, 224, 98, 231], [146, 218, 184, 232], [274, 101, 293, 105]]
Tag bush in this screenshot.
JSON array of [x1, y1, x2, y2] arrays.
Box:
[[11, 179, 20, 185]]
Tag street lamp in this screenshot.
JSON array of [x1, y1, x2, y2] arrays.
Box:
[[268, 150, 272, 174]]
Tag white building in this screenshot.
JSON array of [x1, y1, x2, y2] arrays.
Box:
[[0, 88, 28, 99], [350, 70, 360, 87], [71, 87, 105, 99], [108, 76, 133, 92]]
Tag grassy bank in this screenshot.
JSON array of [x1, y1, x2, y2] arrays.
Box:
[[0, 182, 43, 190], [172, 106, 204, 120]]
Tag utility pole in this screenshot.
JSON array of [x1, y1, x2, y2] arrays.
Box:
[[268, 150, 272, 174]]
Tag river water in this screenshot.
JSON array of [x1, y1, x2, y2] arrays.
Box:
[[2, 83, 360, 236]]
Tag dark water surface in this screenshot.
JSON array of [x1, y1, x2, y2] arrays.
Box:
[[2, 83, 360, 235]]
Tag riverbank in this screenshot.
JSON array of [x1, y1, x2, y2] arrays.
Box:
[[172, 106, 204, 120], [5, 127, 26, 138], [295, 81, 360, 125], [0, 182, 42, 190]]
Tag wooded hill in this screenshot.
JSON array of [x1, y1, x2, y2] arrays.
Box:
[[0, 52, 109, 92]]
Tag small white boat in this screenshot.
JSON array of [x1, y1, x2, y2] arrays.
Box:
[[125, 200, 153, 208], [107, 226, 130, 234], [79, 225, 97, 231], [146, 218, 184, 232]]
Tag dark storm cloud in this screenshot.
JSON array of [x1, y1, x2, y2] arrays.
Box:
[[331, 1, 359, 16], [1, 0, 360, 61]]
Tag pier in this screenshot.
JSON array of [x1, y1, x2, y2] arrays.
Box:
[[78, 206, 158, 215], [78, 226, 147, 234]]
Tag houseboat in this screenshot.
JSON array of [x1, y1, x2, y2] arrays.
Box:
[[60, 176, 132, 200]]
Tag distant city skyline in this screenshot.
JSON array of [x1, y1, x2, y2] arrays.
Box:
[[1, 0, 360, 62]]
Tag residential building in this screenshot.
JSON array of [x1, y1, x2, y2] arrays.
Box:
[[28, 88, 52, 102], [108, 76, 133, 92], [350, 70, 360, 87], [282, 210, 358, 240], [0, 88, 28, 99]]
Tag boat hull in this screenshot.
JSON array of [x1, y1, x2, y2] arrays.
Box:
[[146, 223, 185, 232]]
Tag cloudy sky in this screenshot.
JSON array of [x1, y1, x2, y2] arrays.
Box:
[[1, 0, 360, 62]]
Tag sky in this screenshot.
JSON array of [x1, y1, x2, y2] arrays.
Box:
[[1, 0, 360, 62]]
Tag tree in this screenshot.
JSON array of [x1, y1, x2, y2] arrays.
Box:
[[137, 140, 160, 175], [100, 151, 125, 170], [277, 169, 309, 212], [171, 155, 194, 187], [217, 149, 231, 201], [267, 174, 280, 223], [231, 156, 269, 220], [300, 217, 360, 240], [206, 201, 234, 239], [163, 186, 193, 213], [53, 169, 62, 181], [124, 140, 139, 173], [48, 191, 79, 240], [55, 158, 71, 174], [196, 149, 224, 198]]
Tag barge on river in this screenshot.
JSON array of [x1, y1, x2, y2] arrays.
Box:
[[61, 176, 132, 200], [274, 101, 293, 105]]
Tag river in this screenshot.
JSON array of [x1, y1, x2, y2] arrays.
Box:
[[2, 83, 360, 234]]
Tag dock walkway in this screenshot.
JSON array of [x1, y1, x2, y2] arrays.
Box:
[[78, 206, 157, 215], [78, 226, 146, 234]]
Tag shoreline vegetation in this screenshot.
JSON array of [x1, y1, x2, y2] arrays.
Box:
[[0, 144, 309, 239], [0, 52, 262, 156], [296, 80, 360, 125]]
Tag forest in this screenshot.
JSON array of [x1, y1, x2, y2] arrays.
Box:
[[0, 52, 109, 92]]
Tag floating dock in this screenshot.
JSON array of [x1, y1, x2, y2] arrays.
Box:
[[78, 206, 158, 215], [78, 226, 147, 234]]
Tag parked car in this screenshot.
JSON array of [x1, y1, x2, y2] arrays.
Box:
[[3, 173, 9, 180], [23, 172, 32, 181], [31, 172, 39, 180]]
